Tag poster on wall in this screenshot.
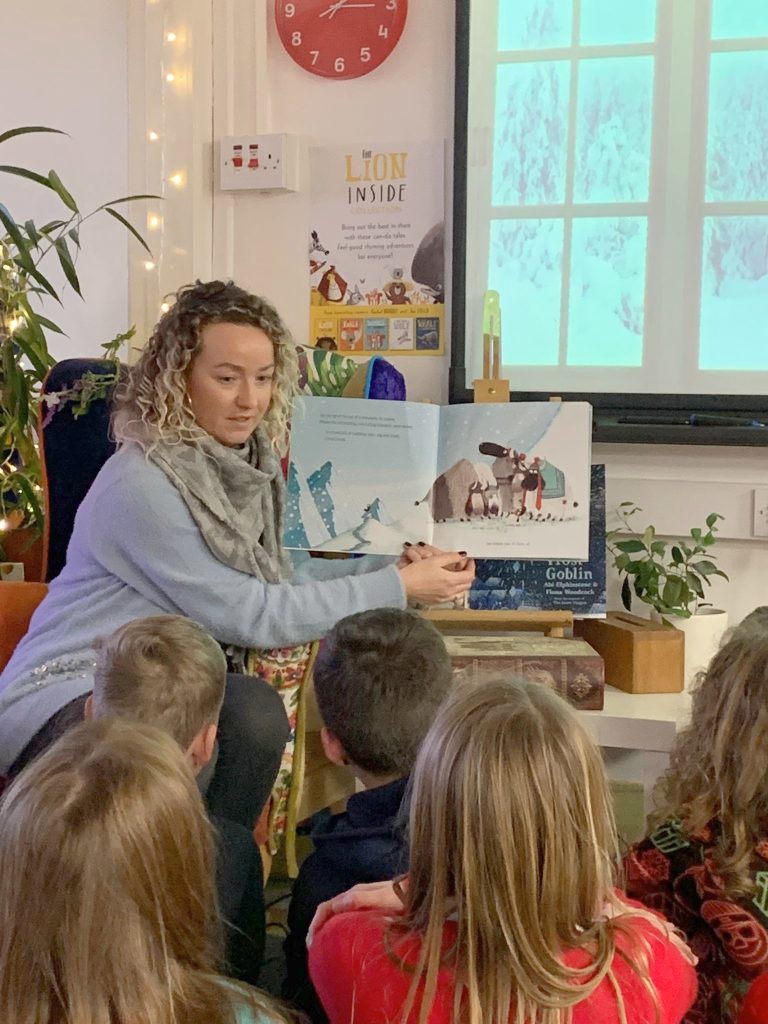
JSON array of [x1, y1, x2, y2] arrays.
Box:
[[309, 141, 445, 356]]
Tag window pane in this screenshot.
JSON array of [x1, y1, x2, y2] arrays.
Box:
[[711, 0, 768, 40], [700, 216, 768, 371], [574, 57, 653, 203], [493, 62, 569, 205], [489, 218, 564, 365], [498, 0, 572, 50], [567, 217, 646, 366], [579, 0, 656, 45], [706, 51, 768, 202]]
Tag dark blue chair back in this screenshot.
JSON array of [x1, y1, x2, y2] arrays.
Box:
[[41, 359, 119, 582]]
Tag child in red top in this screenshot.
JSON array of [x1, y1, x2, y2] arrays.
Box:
[[309, 677, 697, 1024]]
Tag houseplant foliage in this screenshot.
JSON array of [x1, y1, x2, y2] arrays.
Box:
[[607, 502, 728, 619], [0, 125, 154, 546]]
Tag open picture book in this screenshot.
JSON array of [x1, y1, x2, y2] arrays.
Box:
[[285, 396, 592, 559]]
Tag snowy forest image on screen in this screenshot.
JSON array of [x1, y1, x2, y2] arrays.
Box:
[[471, 0, 768, 391]]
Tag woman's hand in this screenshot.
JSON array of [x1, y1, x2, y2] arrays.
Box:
[[307, 879, 407, 948], [397, 543, 470, 572], [398, 552, 475, 605]]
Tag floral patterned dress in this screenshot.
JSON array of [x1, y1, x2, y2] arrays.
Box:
[[625, 819, 768, 1023]]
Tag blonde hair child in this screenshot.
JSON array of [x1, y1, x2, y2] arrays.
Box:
[[308, 677, 696, 1024], [0, 719, 293, 1024]]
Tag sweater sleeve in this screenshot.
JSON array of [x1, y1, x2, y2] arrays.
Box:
[[87, 469, 406, 648]]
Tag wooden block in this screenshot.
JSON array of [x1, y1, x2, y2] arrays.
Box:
[[472, 378, 510, 403], [574, 612, 684, 694], [422, 608, 573, 638], [444, 634, 604, 710]]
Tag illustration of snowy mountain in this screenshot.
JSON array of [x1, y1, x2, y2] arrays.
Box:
[[361, 498, 391, 525]]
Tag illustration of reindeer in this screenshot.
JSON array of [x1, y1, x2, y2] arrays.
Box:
[[478, 443, 529, 516]]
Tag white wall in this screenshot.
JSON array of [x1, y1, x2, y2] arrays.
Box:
[[2, 0, 129, 361]]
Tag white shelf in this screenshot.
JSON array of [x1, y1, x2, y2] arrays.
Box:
[[581, 685, 691, 753]]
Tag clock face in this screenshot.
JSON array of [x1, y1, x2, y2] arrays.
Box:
[[274, 0, 408, 80]]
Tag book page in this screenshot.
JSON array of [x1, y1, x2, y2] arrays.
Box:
[[432, 402, 592, 559], [285, 396, 440, 555]]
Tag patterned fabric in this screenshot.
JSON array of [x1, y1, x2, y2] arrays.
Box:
[[625, 818, 768, 1023], [246, 642, 318, 873], [297, 346, 357, 397], [149, 429, 292, 583]]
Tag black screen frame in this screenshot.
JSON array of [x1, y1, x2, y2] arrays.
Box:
[[449, 0, 768, 446]]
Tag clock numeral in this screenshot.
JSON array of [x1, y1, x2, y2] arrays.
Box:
[[385, 0, 397, 8], [292, 30, 302, 46], [310, 50, 320, 65], [284, 2, 296, 15], [378, 24, 389, 38], [334, 56, 346, 73], [360, 46, 371, 63]]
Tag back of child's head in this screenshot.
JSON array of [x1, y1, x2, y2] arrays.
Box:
[[92, 614, 226, 748], [652, 626, 768, 894], [0, 719, 220, 1022], [400, 676, 652, 1024], [0, 719, 291, 1024], [312, 608, 453, 777]]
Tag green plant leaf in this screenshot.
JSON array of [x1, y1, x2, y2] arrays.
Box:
[[621, 575, 632, 611], [0, 202, 33, 263], [706, 512, 722, 528], [34, 314, 65, 335], [650, 540, 666, 556], [47, 170, 78, 212], [691, 527, 701, 541], [12, 329, 49, 379], [96, 194, 161, 210], [13, 473, 44, 531], [0, 165, 56, 190], [53, 237, 82, 296], [642, 525, 655, 546], [14, 258, 61, 303], [23, 220, 42, 246], [671, 545, 683, 564], [692, 559, 720, 576], [686, 572, 705, 598], [614, 539, 646, 553], [37, 219, 67, 235], [104, 207, 153, 255], [0, 125, 67, 145], [68, 226, 80, 248]]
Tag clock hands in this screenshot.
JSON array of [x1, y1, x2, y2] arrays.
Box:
[[319, 0, 376, 18]]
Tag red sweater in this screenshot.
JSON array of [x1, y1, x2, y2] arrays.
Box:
[[309, 907, 697, 1024]]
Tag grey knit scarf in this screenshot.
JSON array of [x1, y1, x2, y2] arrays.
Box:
[[149, 428, 293, 585]]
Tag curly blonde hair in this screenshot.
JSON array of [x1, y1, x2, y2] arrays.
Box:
[[650, 628, 768, 897], [112, 280, 299, 453]]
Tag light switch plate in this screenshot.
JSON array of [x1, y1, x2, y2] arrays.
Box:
[[220, 134, 299, 192]]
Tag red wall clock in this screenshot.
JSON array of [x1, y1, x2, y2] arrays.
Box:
[[274, 0, 408, 80]]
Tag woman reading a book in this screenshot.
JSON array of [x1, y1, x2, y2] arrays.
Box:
[[308, 676, 697, 1024], [0, 280, 474, 828]]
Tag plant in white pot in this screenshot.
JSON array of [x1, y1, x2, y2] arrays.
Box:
[[607, 503, 729, 686]]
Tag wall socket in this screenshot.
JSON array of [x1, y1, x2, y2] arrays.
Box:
[[220, 134, 299, 192], [752, 487, 768, 537]]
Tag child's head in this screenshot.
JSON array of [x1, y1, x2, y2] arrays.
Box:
[[312, 609, 453, 782], [0, 720, 217, 1021], [401, 676, 638, 1024], [652, 626, 768, 894], [90, 615, 226, 773], [111, 279, 299, 453]]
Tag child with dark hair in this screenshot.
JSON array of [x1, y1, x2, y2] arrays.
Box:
[[283, 608, 454, 1022]]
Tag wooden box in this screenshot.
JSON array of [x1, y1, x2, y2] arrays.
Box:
[[574, 612, 683, 694], [443, 635, 604, 710]]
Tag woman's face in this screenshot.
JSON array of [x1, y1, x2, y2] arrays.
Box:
[[186, 322, 275, 446]]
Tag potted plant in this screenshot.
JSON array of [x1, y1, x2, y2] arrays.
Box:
[[0, 125, 154, 576], [607, 502, 729, 686]]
